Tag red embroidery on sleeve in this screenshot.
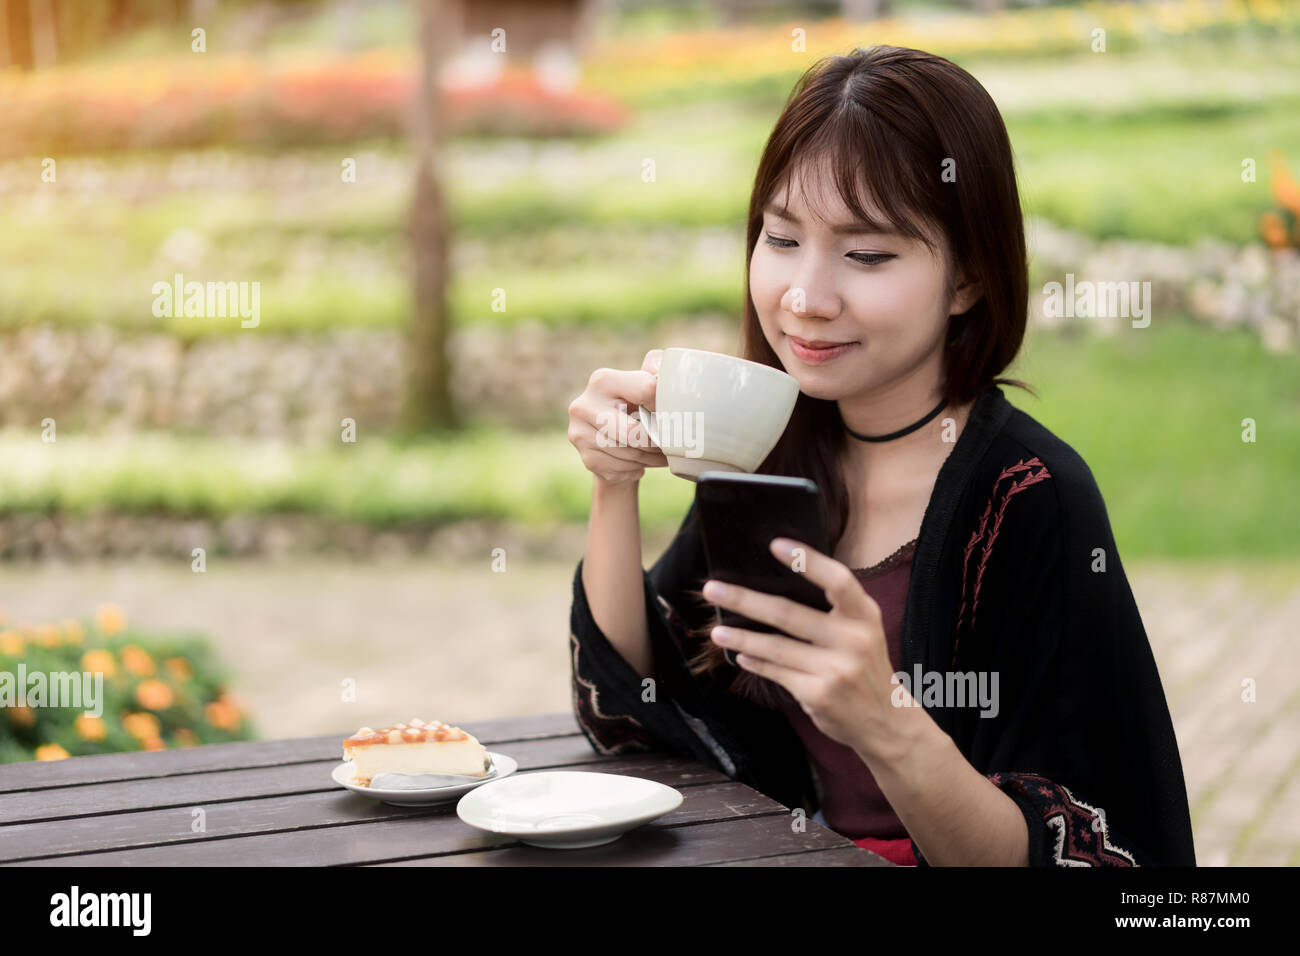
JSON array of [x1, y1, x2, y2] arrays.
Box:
[[952, 457, 1052, 666], [570, 633, 657, 755], [989, 771, 1137, 867]]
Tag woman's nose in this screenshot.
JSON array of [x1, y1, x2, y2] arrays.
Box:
[[783, 280, 840, 321]]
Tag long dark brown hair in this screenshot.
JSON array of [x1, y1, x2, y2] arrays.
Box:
[[679, 45, 1036, 710]]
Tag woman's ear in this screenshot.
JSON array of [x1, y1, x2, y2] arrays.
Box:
[[948, 272, 984, 317]]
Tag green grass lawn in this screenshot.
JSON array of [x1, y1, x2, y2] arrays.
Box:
[[1005, 319, 1300, 560], [2, 320, 1295, 560]]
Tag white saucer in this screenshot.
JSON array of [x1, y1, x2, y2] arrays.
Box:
[[332, 751, 517, 806], [456, 770, 683, 849]]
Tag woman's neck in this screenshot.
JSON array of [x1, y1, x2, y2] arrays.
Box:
[[838, 385, 947, 442], [841, 398, 972, 484]]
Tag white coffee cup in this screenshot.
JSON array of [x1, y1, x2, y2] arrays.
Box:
[[636, 347, 800, 481]]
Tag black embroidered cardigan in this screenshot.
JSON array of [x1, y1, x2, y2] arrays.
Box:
[[569, 384, 1197, 866]]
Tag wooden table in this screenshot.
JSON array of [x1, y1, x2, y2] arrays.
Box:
[[0, 712, 894, 866]]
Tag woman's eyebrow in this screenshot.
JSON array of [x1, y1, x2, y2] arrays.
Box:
[[763, 201, 899, 237]]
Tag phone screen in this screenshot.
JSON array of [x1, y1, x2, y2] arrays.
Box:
[[695, 472, 833, 663]]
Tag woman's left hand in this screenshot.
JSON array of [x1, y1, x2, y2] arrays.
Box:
[[702, 537, 910, 760]]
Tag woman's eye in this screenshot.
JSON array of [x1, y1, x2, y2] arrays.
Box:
[[763, 234, 892, 266]]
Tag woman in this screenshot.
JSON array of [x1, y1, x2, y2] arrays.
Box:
[[565, 46, 1195, 867]]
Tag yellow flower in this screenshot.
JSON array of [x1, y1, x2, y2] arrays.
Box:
[[0, 630, 23, 656], [164, 657, 192, 681], [6, 705, 36, 728], [134, 679, 174, 711], [204, 698, 241, 730], [35, 743, 70, 761], [140, 736, 166, 752], [75, 715, 106, 741], [95, 603, 126, 635], [81, 649, 117, 677], [122, 711, 161, 741], [120, 645, 155, 677], [174, 728, 198, 748], [61, 620, 84, 645], [36, 624, 60, 648]]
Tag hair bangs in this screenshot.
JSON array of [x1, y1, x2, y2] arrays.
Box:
[[768, 111, 942, 256]]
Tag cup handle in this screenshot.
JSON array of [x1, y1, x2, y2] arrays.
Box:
[[637, 404, 660, 449]]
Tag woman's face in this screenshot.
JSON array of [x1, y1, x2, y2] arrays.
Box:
[[749, 160, 980, 402]]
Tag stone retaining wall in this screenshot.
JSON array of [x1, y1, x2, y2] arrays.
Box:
[[0, 314, 741, 439]]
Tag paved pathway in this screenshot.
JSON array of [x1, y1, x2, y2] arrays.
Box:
[[3, 556, 1296, 867]]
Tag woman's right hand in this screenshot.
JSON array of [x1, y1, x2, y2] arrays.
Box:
[[567, 350, 670, 485]]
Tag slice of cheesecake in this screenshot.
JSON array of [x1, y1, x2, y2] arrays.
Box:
[[342, 718, 491, 787]]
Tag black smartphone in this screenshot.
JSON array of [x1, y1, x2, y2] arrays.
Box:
[[695, 472, 833, 666]]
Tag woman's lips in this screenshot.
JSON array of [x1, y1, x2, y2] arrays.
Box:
[[787, 335, 859, 365]]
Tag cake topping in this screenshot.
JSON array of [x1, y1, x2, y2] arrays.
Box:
[[343, 719, 473, 748]]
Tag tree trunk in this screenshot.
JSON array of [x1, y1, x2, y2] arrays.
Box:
[[406, 0, 458, 432], [3, 0, 35, 71], [29, 0, 56, 67]]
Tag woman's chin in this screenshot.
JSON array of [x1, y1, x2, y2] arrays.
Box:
[[791, 376, 849, 401]]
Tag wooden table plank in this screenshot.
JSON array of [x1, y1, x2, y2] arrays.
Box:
[[371, 813, 860, 867], [0, 734, 624, 825], [701, 846, 894, 866], [0, 712, 581, 794], [9, 776, 796, 867], [0, 756, 727, 863], [1, 716, 894, 867]]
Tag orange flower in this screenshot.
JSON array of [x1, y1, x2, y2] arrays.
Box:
[[35, 743, 70, 761], [36, 624, 60, 648], [134, 679, 174, 711], [204, 698, 241, 730], [1260, 211, 1288, 248], [95, 603, 126, 635], [81, 649, 117, 677], [140, 737, 166, 752], [6, 705, 36, 727], [61, 620, 84, 645], [0, 630, 23, 656], [174, 728, 198, 748], [75, 715, 107, 741], [164, 657, 193, 681], [1269, 148, 1300, 217], [123, 712, 161, 741], [120, 645, 155, 677]]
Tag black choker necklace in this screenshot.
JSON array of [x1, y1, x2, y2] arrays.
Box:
[[843, 397, 947, 442]]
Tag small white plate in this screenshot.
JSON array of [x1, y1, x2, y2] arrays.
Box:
[[332, 752, 517, 806], [456, 770, 683, 849]]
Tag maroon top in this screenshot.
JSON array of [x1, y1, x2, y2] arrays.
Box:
[[775, 537, 917, 841]]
